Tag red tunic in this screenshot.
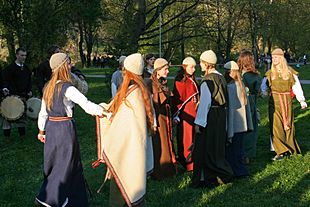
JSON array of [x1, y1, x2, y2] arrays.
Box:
[[172, 75, 198, 171]]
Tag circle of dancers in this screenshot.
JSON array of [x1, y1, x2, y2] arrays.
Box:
[[0, 47, 307, 207]]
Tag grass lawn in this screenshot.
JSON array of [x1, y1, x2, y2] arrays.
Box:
[[0, 76, 310, 207]]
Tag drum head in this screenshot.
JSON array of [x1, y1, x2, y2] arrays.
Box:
[[0, 96, 25, 121], [26, 97, 42, 119]]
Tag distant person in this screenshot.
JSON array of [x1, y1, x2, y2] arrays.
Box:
[[265, 53, 272, 71], [2, 47, 32, 138], [111, 56, 126, 97], [303, 53, 307, 65], [92, 55, 97, 67], [284, 52, 290, 63], [143, 53, 155, 79]]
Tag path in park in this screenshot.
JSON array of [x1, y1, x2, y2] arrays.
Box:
[[85, 74, 310, 85]]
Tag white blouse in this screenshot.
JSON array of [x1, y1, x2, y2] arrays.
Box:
[[194, 81, 211, 127], [38, 85, 103, 131]]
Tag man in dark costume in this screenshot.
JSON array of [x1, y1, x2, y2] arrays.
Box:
[[2, 47, 32, 138]]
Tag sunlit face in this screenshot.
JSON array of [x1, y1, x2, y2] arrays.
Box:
[[16, 51, 27, 64], [272, 55, 281, 66], [157, 65, 169, 78], [185, 64, 196, 75], [147, 57, 156, 67]]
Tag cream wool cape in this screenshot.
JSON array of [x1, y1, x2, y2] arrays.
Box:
[[99, 86, 152, 206]]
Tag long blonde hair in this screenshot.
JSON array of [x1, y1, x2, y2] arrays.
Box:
[[271, 55, 290, 80], [229, 70, 247, 105], [109, 70, 154, 131], [43, 61, 72, 111]]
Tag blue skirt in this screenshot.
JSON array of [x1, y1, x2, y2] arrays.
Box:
[[36, 119, 88, 207]]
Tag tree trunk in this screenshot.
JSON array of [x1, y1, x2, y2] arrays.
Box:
[[78, 21, 85, 68], [84, 24, 94, 68]]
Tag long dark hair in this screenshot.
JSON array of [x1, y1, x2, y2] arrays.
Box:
[[175, 66, 197, 83]]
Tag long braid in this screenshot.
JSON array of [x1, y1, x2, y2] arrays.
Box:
[[109, 70, 154, 131]]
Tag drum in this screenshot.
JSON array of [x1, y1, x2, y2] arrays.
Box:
[[26, 97, 42, 120], [0, 95, 25, 121], [71, 73, 88, 95]]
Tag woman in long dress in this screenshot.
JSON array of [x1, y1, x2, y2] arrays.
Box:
[[224, 61, 253, 177], [149, 58, 177, 179], [237, 50, 262, 164], [261, 48, 307, 161], [101, 53, 155, 207], [172, 57, 199, 171], [36, 53, 104, 207]]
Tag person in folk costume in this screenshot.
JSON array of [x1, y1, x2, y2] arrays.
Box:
[[146, 58, 177, 180], [143, 53, 156, 79], [111, 55, 126, 98], [192, 50, 233, 187], [237, 50, 262, 164], [36, 45, 61, 97], [224, 61, 253, 177], [36, 46, 86, 97], [35, 53, 104, 207], [2, 47, 32, 138], [172, 57, 199, 172], [101, 53, 155, 207], [261, 48, 307, 161]]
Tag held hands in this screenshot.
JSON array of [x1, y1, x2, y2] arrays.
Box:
[[27, 91, 33, 97], [2, 88, 9, 96], [261, 91, 269, 98], [173, 115, 180, 124], [195, 125, 201, 134], [37, 134, 45, 143], [300, 101, 307, 110]]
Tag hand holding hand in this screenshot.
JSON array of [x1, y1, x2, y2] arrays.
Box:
[[2, 88, 9, 96], [27, 91, 33, 97], [300, 101, 307, 110], [173, 115, 180, 124], [195, 125, 201, 134], [37, 134, 45, 143]]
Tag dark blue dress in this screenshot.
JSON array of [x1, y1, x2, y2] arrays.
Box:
[[36, 82, 88, 207]]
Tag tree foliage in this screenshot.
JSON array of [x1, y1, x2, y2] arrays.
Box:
[[0, 0, 309, 66]]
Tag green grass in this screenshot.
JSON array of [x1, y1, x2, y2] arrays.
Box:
[[294, 65, 310, 80], [0, 77, 310, 207]]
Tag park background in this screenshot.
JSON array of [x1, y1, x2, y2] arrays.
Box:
[[0, 0, 310, 206]]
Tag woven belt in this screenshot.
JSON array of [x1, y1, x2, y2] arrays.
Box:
[[271, 91, 290, 130], [48, 116, 72, 121]]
